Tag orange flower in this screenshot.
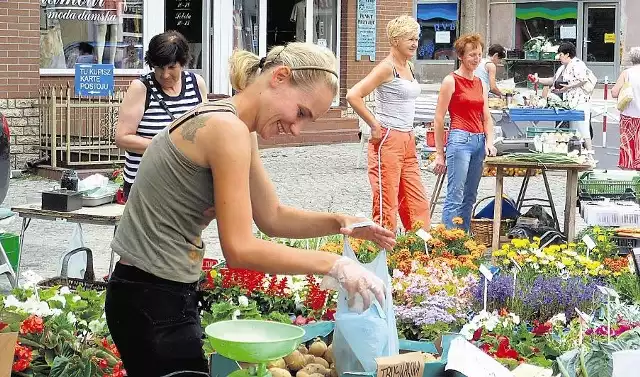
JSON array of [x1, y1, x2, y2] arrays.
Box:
[[452, 217, 464, 225]]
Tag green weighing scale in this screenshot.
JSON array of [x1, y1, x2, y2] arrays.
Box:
[[206, 320, 306, 377]]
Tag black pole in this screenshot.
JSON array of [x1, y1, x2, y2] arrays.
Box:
[[455, 0, 462, 70]]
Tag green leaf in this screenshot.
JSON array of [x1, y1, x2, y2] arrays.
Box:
[[45, 349, 57, 366], [50, 356, 71, 377]]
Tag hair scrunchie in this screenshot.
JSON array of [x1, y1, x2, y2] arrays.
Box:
[[258, 57, 267, 70]]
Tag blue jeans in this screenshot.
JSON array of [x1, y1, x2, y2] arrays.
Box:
[[442, 129, 486, 231]]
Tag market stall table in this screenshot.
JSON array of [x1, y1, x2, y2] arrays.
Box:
[[484, 157, 592, 251], [8, 202, 124, 287]]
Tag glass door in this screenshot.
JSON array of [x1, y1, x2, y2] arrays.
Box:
[[164, 0, 205, 77], [582, 4, 619, 82]]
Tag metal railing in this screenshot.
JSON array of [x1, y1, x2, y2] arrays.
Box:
[[39, 84, 125, 168]]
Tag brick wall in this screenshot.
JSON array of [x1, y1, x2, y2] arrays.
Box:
[[0, 0, 41, 169]]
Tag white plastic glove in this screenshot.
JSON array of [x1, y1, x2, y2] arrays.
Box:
[[320, 256, 386, 313]]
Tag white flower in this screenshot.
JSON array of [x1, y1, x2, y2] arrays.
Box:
[[549, 313, 567, 326], [231, 309, 241, 320], [66, 312, 77, 324], [72, 295, 81, 302], [48, 294, 66, 308], [88, 319, 106, 334], [2, 295, 22, 309], [20, 270, 43, 290], [59, 286, 71, 295], [238, 295, 249, 307]]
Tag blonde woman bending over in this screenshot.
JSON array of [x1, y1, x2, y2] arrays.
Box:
[[104, 42, 396, 377]]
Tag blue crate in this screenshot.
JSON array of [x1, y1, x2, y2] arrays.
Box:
[[508, 108, 585, 122], [209, 322, 466, 377]]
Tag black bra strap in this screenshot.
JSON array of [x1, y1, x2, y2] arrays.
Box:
[[168, 102, 237, 134]]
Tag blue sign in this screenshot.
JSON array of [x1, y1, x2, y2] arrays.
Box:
[[356, 0, 376, 61], [74, 64, 115, 97]]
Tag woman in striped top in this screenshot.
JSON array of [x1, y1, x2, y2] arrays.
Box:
[[115, 31, 207, 199]]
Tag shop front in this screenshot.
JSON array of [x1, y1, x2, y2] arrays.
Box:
[[414, 0, 459, 83], [488, 0, 629, 84]]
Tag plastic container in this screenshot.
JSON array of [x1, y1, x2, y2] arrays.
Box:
[[0, 233, 20, 272], [426, 129, 449, 147], [82, 193, 115, 207]]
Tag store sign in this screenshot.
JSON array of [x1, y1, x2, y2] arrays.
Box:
[[356, 0, 376, 61], [74, 63, 114, 97], [41, 0, 122, 23], [165, 0, 203, 43]]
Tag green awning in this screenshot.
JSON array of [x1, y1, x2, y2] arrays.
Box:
[[516, 2, 578, 20]]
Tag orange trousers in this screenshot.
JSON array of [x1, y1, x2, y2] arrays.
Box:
[[368, 128, 430, 232]]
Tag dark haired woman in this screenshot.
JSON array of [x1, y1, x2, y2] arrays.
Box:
[[115, 30, 208, 200]]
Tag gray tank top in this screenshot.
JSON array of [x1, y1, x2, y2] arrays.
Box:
[[374, 61, 422, 132], [111, 101, 237, 283]]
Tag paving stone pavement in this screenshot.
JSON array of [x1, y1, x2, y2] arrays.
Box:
[[0, 143, 587, 289]]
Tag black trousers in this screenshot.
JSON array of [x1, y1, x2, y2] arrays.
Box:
[[104, 263, 209, 377], [122, 181, 133, 201]]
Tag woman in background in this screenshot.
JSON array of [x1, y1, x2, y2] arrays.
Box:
[[474, 44, 506, 97], [433, 33, 496, 231], [346, 15, 430, 233], [612, 47, 640, 169], [115, 30, 207, 200]]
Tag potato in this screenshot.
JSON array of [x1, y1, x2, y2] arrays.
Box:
[[267, 359, 286, 369], [284, 350, 306, 371], [296, 372, 310, 377], [313, 357, 329, 369], [309, 338, 328, 357], [330, 368, 338, 377], [309, 374, 325, 377], [304, 354, 316, 365], [323, 344, 334, 364], [269, 368, 292, 377], [298, 344, 309, 354], [300, 363, 330, 377]]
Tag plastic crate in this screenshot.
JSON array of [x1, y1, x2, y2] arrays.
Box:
[[524, 51, 540, 60], [612, 235, 640, 255], [540, 51, 557, 60], [579, 170, 640, 199], [525, 126, 576, 138], [0, 233, 20, 273], [426, 129, 449, 147]]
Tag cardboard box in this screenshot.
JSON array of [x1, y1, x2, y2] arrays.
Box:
[[0, 332, 18, 377]]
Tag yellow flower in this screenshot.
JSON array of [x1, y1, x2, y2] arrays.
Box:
[[503, 258, 511, 265], [507, 251, 517, 259], [559, 244, 567, 249], [597, 235, 606, 242], [452, 217, 464, 225], [593, 226, 601, 234], [561, 257, 575, 267]]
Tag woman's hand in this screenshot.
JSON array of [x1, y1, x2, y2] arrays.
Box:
[[339, 216, 396, 250], [369, 123, 383, 144], [552, 84, 570, 94], [433, 152, 446, 175], [485, 144, 497, 157], [322, 256, 386, 312]]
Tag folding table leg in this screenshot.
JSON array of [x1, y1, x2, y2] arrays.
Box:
[[541, 170, 561, 231], [15, 217, 31, 284], [430, 173, 445, 218]]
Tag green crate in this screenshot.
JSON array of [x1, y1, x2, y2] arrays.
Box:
[[524, 51, 540, 60], [525, 127, 575, 137], [540, 51, 557, 60], [578, 170, 640, 197], [0, 233, 20, 273]]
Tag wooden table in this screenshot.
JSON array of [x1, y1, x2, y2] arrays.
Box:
[[6, 203, 124, 287], [484, 158, 592, 251]]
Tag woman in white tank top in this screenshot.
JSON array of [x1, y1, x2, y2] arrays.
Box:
[[612, 47, 640, 170]]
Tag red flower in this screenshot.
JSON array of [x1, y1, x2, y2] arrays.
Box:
[[19, 315, 44, 335], [101, 338, 121, 358], [0, 322, 7, 331], [495, 337, 520, 360], [13, 344, 33, 372], [472, 327, 483, 341], [479, 343, 493, 355], [531, 320, 552, 336], [303, 275, 329, 312], [219, 268, 266, 294]]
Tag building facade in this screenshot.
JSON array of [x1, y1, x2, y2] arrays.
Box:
[[0, 0, 415, 169]]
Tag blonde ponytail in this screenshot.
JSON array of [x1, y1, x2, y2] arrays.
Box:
[[229, 42, 339, 95], [229, 49, 261, 92]]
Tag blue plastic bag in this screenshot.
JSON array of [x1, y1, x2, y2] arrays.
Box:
[[332, 236, 399, 375]]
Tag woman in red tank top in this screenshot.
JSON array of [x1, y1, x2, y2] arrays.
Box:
[[433, 33, 497, 230]]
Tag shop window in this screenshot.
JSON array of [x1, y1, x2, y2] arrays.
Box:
[[233, 0, 259, 54], [165, 0, 203, 69], [40, 1, 144, 70], [416, 2, 458, 61], [514, 2, 578, 52], [313, 0, 337, 56]]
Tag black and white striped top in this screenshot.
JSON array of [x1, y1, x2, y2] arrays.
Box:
[[123, 71, 203, 184]]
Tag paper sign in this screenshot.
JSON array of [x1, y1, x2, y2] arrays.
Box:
[[435, 31, 450, 44], [582, 235, 597, 250], [479, 264, 494, 281], [415, 229, 432, 242], [445, 337, 513, 377], [596, 285, 620, 298], [375, 352, 425, 377], [605, 33, 616, 44], [560, 25, 577, 39], [512, 363, 554, 377], [0, 332, 18, 377], [575, 308, 593, 324]]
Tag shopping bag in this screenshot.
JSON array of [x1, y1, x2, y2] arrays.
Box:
[[617, 82, 634, 112], [332, 236, 399, 375], [57, 223, 88, 279]]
